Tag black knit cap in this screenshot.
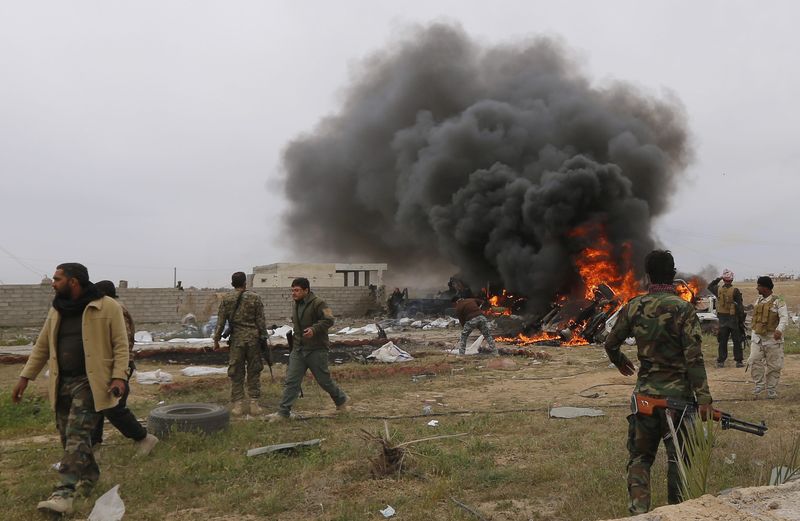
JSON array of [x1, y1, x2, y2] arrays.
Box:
[[757, 276, 774, 290]]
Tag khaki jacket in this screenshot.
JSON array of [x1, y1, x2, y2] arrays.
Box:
[[20, 296, 130, 412]]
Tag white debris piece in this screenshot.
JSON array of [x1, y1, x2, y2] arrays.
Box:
[[269, 325, 292, 338], [427, 420, 439, 427], [180, 366, 228, 377], [380, 505, 396, 518], [88, 484, 125, 521], [134, 331, 153, 343], [410, 320, 423, 328], [398, 318, 413, 326], [429, 317, 457, 328], [367, 342, 414, 363], [337, 327, 353, 334], [135, 369, 174, 385]]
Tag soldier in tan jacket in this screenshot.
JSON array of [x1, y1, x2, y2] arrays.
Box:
[[748, 276, 789, 399], [11, 263, 129, 516]]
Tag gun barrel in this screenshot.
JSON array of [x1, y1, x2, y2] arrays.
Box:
[[721, 416, 767, 436]]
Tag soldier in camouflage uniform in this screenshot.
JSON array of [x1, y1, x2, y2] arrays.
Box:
[[268, 277, 348, 421], [749, 276, 789, 399], [11, 263, 129, 516], [707, 269, 745, 368], [214, 272, 267, 416], [605, 250, 713, 515]]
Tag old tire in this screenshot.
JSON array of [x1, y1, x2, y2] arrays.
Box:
[[148, 403, 229, 439]]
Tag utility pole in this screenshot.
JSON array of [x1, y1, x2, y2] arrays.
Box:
[[173, 267, 177, 288]]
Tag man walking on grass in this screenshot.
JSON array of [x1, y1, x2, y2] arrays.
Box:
[[11, 263, 130, 516]]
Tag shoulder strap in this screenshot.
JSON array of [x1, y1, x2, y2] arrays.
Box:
[[230, 290, 246, 324]]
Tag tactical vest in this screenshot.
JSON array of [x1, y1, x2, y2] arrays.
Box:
[[752, 296, 780, 336], [717, 284, 736, 315]]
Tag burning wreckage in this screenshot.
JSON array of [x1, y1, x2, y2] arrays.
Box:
[[479, 230, 704, 348]]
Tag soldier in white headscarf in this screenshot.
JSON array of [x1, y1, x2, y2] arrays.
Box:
[[707, 269, 745, 368]]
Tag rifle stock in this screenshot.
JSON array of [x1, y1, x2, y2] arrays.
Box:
[[633, 393, 767, 436]]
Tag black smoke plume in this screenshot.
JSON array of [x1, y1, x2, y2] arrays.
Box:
[[282, 24, 692, 312]]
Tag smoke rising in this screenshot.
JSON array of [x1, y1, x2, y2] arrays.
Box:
[[282, 24, 692, 311]]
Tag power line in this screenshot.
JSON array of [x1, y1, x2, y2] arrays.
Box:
[[0, 244, 45, 277]]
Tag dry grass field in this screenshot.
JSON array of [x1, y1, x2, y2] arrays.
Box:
[[1, 325, 799, 521], [738, 279, 800, 312]]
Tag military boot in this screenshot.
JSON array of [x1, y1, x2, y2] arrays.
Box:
[[230, 401, 245, 417], [37, 494, 74, 515]]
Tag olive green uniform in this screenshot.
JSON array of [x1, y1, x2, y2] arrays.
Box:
[[214, 289, 267, 402], [277, 292, 347, 417], [605, 284, 712, 514]]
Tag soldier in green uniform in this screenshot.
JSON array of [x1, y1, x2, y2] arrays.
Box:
[[214, 272, 267, 416], [605, 250, 713, 514], [749, 276, 789, 399], [267, 277, 348, 421], [707, 269, 745, 368]]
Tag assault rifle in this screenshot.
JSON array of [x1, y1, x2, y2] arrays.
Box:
[[633, 393, 767, 436]]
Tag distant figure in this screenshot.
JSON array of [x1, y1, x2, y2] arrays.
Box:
[[749, 276, 788, 399], [213, 272, 267, 416], [707, 269, 744, 368], [387, 287, 406, 316], [175, 280, 183, 290], [604, 250, 711, 514], [453, 296, 497, 355], [90, 280, 158, 456], [268, 277, 348, 421], [11, 263, 130, 516]]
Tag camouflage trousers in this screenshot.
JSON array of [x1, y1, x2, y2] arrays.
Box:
[[54, 375, 102, 498], [228, 340, 263, 402], [626, 410, 687, 514], [749, 341, 784, 392], [458, 315, 496, 354]]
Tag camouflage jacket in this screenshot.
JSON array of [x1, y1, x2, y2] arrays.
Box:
[[293, 291, 334, 350], [605, 285, 712, 405], [213, 289, 266, 343]]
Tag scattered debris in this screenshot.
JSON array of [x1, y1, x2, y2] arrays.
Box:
[[180, 366, 228, 377], [422, 405, 433, 415], [367, 342, 414, 363], [135, 369, 174, 385], [549, 406, 605, 419], [246, 438, 324, 457], [427, 420, 439, 427], [379, 505, 396, 518], [88, 484, 125, 521], [134, 330, 153, 343]]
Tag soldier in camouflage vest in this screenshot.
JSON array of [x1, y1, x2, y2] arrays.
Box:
[[707, 269, 745, 368], [605, 250, 713, 515], [214, 272, 267, 416], [749, 276, 788, 399]]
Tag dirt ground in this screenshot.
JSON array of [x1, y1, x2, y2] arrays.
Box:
[[602, 480, 800, 521], [2, 321, 799, 520]]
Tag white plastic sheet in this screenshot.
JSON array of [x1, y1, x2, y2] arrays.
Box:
[[88, 484, 125, 521], [180, 366, 228, 377], [135, 369, 174, 385], [269, 325, 292, 338], [446, 335, 482, 356], [133, 331, 153, 343], [367, 342, 413, 363]]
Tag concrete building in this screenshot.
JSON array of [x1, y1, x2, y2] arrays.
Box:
[[251, 262, 387, 288]]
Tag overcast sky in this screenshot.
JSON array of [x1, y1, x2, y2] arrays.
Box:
[[1, 1, 798, 288]]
